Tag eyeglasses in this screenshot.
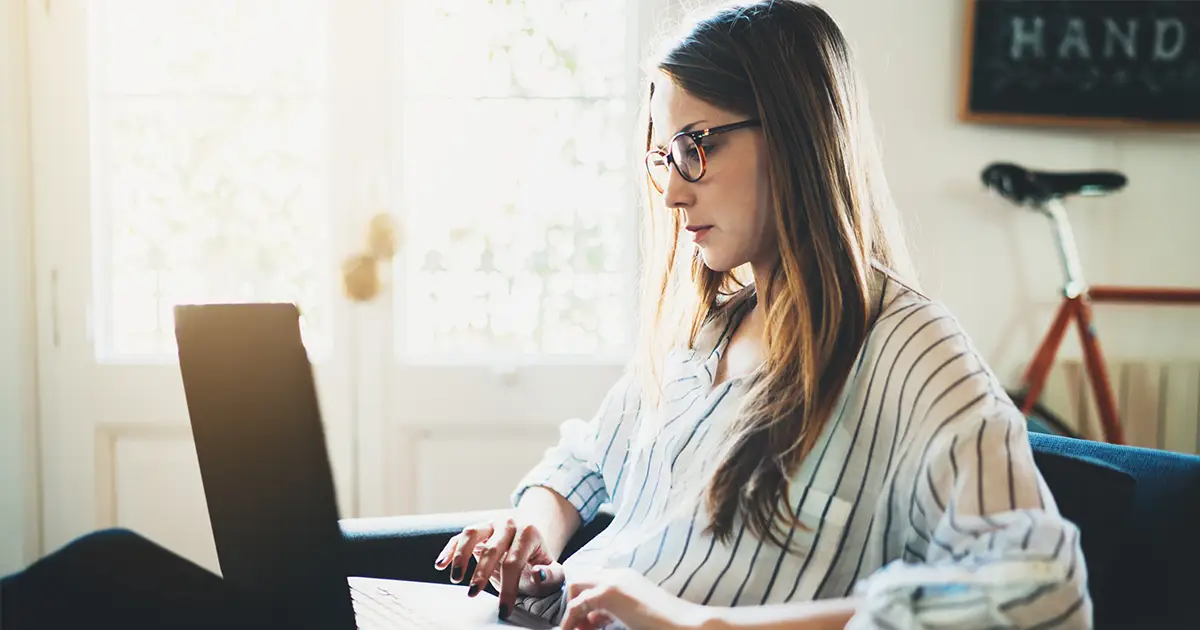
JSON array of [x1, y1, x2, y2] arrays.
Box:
[[644, 119, 761, 194]]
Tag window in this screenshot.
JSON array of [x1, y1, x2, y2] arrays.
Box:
[[396, 0, 638, 359], [92, 0, 333, 359], [89, 0, 640, 363]]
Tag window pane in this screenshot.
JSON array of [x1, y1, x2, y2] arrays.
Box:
[[402, 0, 629, 98], [397, 0, 636, 359], [400, 99, 633, 356], [96, 0, 327, 95], [91, 0, 332, 359]]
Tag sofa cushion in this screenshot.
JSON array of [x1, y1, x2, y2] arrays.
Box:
[[1029, 433, 1200, 629]]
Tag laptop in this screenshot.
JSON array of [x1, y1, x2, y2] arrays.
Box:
[[174, 302, 555, 630]]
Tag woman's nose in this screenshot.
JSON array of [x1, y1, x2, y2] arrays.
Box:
[[662, 164, 694, 209]]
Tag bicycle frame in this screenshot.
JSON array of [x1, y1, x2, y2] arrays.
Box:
[[1017, 198, 1200, 444]]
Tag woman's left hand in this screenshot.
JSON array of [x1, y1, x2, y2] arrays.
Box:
[[560, 568, 713, 630]]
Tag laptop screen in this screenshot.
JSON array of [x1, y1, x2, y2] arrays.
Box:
[[174, 302, 356, 630]]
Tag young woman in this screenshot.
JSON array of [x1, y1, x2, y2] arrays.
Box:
[[434, 2, 1090, 629]]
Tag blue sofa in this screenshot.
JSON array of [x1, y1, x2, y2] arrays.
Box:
[[340, 434, 1200, 629]]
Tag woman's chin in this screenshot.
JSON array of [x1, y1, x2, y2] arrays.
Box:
[[697, 248, 741, 273]]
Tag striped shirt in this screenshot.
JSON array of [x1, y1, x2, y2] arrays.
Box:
[[511, 278, 1091, 629]]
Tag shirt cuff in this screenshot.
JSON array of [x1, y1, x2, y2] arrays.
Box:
[[511, 461, 608, 525], [846, 558, 1069, 630]]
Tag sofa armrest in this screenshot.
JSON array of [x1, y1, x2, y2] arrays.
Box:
[[561, 506, 615, 561], [340, 506, 615, 583]]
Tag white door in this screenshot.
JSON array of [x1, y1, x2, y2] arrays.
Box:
[[29, 0, 657, 572], [359, 0, 647, 517], [27, 0, 383, 573]]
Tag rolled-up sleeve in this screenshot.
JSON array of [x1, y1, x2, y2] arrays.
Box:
[[510, 372, 640, 525], [849, 395, 1091, 630]]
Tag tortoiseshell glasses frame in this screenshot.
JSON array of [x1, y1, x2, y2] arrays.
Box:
[[644, 119, 761, 194]]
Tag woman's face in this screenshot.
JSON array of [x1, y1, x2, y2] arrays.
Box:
[[649, 77, 776, 274]]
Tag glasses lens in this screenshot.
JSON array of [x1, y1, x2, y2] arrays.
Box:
[[645, 151, 668, 193], [671, 134, 703, 181]]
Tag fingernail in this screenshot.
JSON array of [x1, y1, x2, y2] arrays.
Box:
[[435, 553, 447, 567], [451, 566, 463, 582], [499, 604, 510, 620], [468, 584, 481, 597], [537, 569, 547, 582]]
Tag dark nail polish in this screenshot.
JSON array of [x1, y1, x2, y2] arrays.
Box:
[[537, 569, 547, 582], [435, 554, 447, 567], [499, 604, 510, 620], [452, 566, 463, 582], [468, 584, 481, 597]]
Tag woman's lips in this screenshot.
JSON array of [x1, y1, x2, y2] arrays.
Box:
[[687, 225, 712, 242]]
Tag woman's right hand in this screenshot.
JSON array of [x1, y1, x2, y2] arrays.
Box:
[[434, 515, 566, 618]]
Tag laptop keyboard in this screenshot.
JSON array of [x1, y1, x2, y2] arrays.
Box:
[[350, 582, 444, 630]]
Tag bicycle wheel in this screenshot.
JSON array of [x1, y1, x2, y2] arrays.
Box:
[[1005, 389, 1080, 439]]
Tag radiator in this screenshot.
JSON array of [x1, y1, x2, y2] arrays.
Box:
[[1037, 359, 1200, 454]]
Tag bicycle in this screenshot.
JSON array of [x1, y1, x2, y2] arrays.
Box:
[[981, 162, 1200, 444]]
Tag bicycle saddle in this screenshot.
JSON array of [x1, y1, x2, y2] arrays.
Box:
[[981, 162, 1127, 205]]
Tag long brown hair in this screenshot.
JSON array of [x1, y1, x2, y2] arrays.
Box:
[[632, 0, 918, 549]]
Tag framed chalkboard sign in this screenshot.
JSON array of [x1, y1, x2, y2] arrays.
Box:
[[960, 0, 1200, 129]]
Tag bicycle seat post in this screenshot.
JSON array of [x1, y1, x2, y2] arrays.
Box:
[[1039, 198, 1088, 299]]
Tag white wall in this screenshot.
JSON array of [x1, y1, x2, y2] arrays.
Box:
[[0, 0, 40, 575], [820, 0, 1200, 381]]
